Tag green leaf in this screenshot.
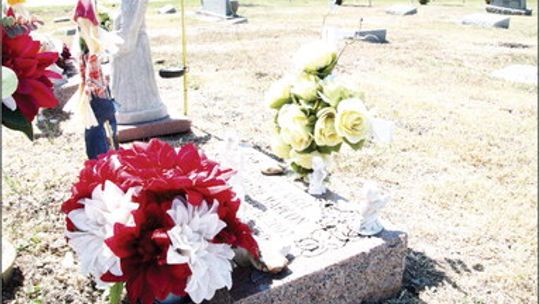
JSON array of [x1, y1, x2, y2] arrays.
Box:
[[2, 107, 33, 140], [345, 138, 366, 151], [291, 162, 312, 176], [1, 16, 15, 27], [109, 282, 124, 304], [317, 143, 342, 154], [307, 113, 318, 125], [317, 57, 338, 79]]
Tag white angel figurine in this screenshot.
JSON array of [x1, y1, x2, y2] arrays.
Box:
[[357, 181, 390, 236], [223, 132, 246, 215], [308, 156, 328, 195]]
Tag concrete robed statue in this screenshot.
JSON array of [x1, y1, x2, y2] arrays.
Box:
[[112, 0, 169, 125]]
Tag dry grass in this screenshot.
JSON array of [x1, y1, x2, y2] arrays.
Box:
[[2, 0, 538, 303]]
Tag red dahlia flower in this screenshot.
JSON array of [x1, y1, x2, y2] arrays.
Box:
[[2, 26, 60, 121], [103, 202, 191, 303], [62, 139, 259, 304]]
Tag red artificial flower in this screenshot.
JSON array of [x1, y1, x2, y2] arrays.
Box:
[[2, 26, 60, 121], [118, 140, 259, 257], [63, 139, 259, 303], [61, 149, 138, 226], [102, 202, 190, 304]]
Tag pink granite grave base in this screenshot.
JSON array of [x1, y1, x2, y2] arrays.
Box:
[[117, 115, 191, 143]]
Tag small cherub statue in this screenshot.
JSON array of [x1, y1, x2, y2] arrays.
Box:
[[308, 156, 328, 195], [357, 181, 390, 236]]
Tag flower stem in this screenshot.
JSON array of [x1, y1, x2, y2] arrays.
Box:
[[109, 282, 124, 304]]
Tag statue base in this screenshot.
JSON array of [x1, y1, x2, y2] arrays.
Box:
[[117, 115, 191, 143], [116, 103, 170, 125]]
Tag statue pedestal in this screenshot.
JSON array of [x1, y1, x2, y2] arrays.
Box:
[[117, 114, 191, 143]]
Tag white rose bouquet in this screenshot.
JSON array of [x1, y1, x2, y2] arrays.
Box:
[[266, 41, 391, 177]]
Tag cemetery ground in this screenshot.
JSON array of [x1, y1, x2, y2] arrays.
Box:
[[2, 0, 537, 303]]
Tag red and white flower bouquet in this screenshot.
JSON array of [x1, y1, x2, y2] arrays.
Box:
[[62, 139, 259, 304], [2, 2, 61, 139]]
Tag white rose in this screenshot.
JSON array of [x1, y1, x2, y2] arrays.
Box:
[[266, 77, 293, 109], [290, 73, 321, 102], [271, 135, 292, 159], [335, 98, 372, 144], [294, 41, 338, 77], [314, 107, 342, 147], [320, 77, 359, 107], [277, 104, 313, 151], [280, 128, 312, 152]]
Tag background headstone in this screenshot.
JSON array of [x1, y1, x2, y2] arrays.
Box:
[[461, 13, 510, 29], [386, 5, 418, 15], [201, 0, 237, 17], [158, 5, 177, 14], [198, 0, 247, 22], [486, 0, 532, 15], [355, 29, 387, 43], [54, 75, 81, 109]]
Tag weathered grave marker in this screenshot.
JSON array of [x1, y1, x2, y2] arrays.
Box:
[[54, 75, 81, 109], [461, 13, 510, 29], [355, 29, 387, 42], [201, 140, 408, 304], [328, 28, 387, 43], [197, 0, 247, 23], [386, 4, 418, 15], [486, 0, 532, 15], [158, 5, 177, 14]]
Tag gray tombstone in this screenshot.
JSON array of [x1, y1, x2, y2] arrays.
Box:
[[386, 4, 418, 15], [461, 13, 510, 29], [486, 0, 532, 15], [199, 0, 242, 19], [158, 5, 177, 14], [202, 140, 408, 304], [355, 29, 387, 43]]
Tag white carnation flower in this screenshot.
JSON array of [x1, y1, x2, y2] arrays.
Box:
[[66, 180, 139, 288], [166, 198, 235, 304]]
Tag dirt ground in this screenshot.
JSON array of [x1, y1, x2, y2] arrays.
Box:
[[2, 0, 538, 303]]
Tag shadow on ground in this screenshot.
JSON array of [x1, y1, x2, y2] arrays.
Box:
[[379, 249, 481, 304], [35, 108, 72, 139], [2, 267, 25, 302]]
